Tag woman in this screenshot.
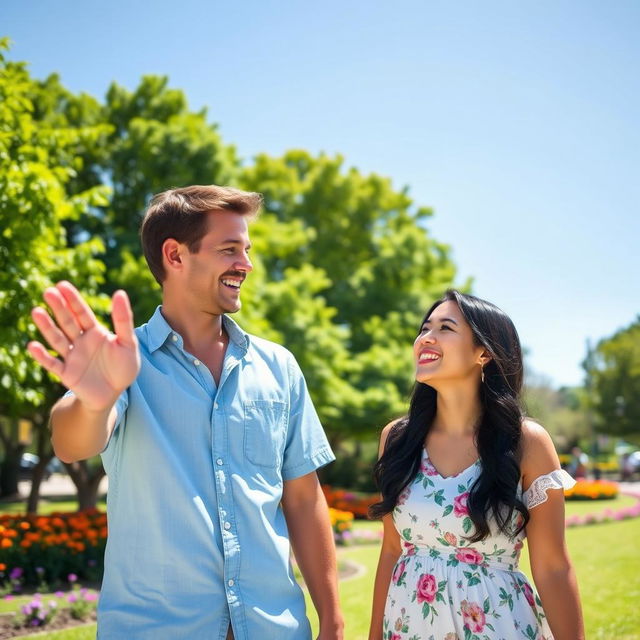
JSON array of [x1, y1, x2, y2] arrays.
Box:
[[368, 290, 584, 640]]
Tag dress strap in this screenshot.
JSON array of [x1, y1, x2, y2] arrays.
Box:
[[523, 469, 576, 509]]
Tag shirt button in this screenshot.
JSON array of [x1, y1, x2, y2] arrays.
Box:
[[216, 458, 223, 466], [171, 334, 178, 342], [228, 579, 234, 587], [224, 522, 231, 530], [193, 359, 201, 366], [214, 402, 219, 410]]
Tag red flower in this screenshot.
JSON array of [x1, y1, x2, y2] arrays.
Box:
[[416, 573, 438, 603], [453, 492, 469, 517]]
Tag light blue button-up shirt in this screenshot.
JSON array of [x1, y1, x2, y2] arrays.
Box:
[[96, 307, 335, 639]]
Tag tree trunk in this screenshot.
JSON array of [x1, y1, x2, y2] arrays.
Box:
[[0, 442, 25, 499], [26, 457, 53, 514], [27, 414, 55, 514], [65, 460, 106, 510]]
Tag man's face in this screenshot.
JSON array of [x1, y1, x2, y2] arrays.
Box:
[[179, 210, 253, 316]]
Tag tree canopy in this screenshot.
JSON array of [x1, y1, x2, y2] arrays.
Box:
[[1, 42, 463, 504], [585, 319, 640, 443]]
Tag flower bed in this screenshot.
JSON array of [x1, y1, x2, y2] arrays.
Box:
[[323, 486, 379, 519], [328, 507, 354, 544], [0, 510, 106, 589], [564, 479, 619, 501]]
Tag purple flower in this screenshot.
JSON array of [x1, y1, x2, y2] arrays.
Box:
[[67, 573, 78, 583], [54, 591, 64, 598], [67, 594, 78, 603], [4, 595, 14, 601], [85, 592, 98, 601], [9, 567, 23, 580], [35, 567, 45, 575], [21, 605, 32, 616]]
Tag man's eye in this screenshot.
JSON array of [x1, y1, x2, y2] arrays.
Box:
[[221, 248, 235, 254]]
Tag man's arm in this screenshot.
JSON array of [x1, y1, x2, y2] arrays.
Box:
[[281, 471, 344, 640], [28, 281, 140, 462]]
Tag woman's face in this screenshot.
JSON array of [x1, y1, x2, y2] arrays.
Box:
[[413, 300, 487, 386]]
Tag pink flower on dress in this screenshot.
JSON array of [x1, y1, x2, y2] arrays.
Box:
[[453, 492, 470, 517], [392, 560, 407, 585], [390, 635, 401, 640], [522, 581, 535, 606], [455, 547, 484, 565], [403, 541, 417, 556], [397, 487, 411, 506], [461, 599, 486, 633], [421, 457, 440, 476], [443, 531, 458, 546], [416, 573, 438, 603]]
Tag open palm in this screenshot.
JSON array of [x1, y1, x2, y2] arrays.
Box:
[[28, 282, 141, 412]]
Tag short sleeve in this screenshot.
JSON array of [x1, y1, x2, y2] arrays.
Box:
[[281, 355, 335, 481], [523, 469, 576, 509]]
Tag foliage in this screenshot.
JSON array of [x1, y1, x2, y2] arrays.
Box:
[[523, 375, 591, 451], [0, 39, 109, 418], [585, 318, 640, 443], [239, 150, 463, 442]]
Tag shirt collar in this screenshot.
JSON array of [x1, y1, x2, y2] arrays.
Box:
[[146, 306, 251, 358]]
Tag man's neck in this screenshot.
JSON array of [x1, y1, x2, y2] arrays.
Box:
[[160, 302, 226, 355]]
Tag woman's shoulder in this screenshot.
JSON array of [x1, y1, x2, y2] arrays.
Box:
[[519, 418, 562, 490]]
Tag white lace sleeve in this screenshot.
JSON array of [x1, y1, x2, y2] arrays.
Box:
[[523, 469, 576, 509]]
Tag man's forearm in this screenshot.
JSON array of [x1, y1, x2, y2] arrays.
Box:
[[51, 395, 116, 463], [284, 485, 344, 637]]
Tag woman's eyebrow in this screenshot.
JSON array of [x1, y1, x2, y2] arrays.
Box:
[[424, 317, 459, 325]]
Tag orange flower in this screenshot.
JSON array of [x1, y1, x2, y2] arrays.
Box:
[[1, 538, 12, 548]]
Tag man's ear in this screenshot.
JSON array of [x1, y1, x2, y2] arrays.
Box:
[[162, 238, 184, 275]]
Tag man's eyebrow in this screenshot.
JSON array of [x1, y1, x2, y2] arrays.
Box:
[[424, 317, 459, 325]]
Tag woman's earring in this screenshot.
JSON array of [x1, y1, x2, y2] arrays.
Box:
[[481, 367, 485, 384]]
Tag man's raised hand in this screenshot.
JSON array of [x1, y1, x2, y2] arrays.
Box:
[[27, 282, 141, 412]]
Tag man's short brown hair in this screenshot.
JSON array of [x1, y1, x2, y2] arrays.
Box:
[[140, 185, 262, 284]]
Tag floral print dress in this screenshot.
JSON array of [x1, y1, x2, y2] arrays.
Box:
[[384, 449, 575, 640]]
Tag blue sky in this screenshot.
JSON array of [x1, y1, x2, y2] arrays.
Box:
[[3, 0, 639, 387]]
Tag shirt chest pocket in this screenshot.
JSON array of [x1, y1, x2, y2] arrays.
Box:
[[243, 400, 288, 468]]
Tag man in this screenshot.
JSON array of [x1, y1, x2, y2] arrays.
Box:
[[28, 185, 344, 640]]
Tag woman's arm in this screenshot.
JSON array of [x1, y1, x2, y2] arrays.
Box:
[[368, 514, 402, 640], [521, 420, 585, 640], [368, 422, 403, 640]]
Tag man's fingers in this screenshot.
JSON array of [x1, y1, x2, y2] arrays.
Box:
[[31, 307, 72, 357], [56, 281, 99, 332], [27, 341, 64, 378], [111, 290, 136, 349], [43, 286, 83, 342]]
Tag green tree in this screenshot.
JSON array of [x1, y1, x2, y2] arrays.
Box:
[[586, 318, 640, 443], [0, 40, 110, 505], [238, 151, 463, 447]]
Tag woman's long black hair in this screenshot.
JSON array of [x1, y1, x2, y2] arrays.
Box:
[[369, 290, 530, 542]]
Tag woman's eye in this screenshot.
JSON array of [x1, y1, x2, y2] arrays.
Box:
[[441, 325, 452, 331]]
